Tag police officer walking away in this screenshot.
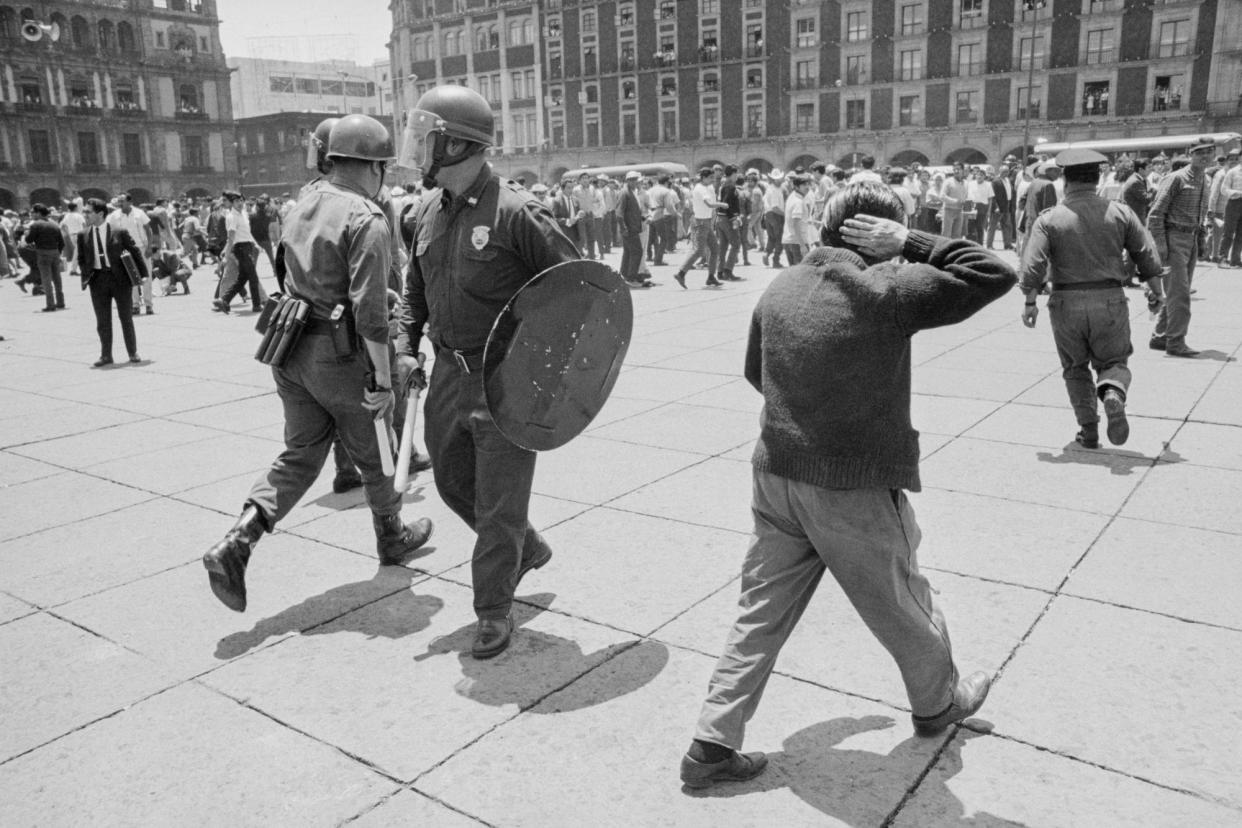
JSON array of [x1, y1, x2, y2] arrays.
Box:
[[1019, 149, 1163, 449], [202, 114, 433, 613], [1147, 137, 1216, 358], [396, 85, 581, 659]]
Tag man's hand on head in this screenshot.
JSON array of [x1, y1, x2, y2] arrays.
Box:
[[839, 214, 908, 261]]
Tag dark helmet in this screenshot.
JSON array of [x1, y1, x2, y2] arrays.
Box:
[[306, 116, 340, 172], [410, 85, 494, 146], [326, 114, 395, 163]]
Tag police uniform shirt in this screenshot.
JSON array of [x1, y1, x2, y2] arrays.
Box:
[[281, 180, 393, 343], [1019, 182, 1162, 293], [398, 164, 581, 356]]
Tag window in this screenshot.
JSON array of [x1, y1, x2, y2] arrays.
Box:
[[585, 117, 599, 146], [796, 18, 816, 48], [846, 55, 867, 85], [122, 133, 143, 167], [582, 9, 596, 32], [1017, 85, 1041, 119], [747, 103, 763, 136], [114, 82, 136, 108], [545, 18, 561, 40], [701, 0, 719, 13], [746, 24, 763, 57], [618, 6, 634, 27], [549, 52, 562, 78], [155, 30, 165, 47], [321, 78, 343, 97], [957, 43, 981, 76], [846, 98, 866, 129], [746, 67, 763, 88], [846, 12, 868, 42], [1153, 73, 1184, 111], [525, 69, 535, 97], [585, 84, 598, 104], [19, 77, 42, 105], [1083, 80, 1110, 115], [701, 30, 718, 60], [98, 20, 114, 50], [661, 77, 677, 97], [622, 112, 637, 144], [1086, 29, 1113, 64], [657, 35, 676, 65], [622, 79, 636, 99], [959, 0, 983, 29], [551, 122, 565, 147], [443, 29, 459, 56], [796, 60, 816, 89], [620, 42, 635, 69], [661, 108, 677, 142], [955, 90, 979, 122], [182, 135, 206, 168], [29, 129, 54, 166], [899, 94, 920, 126], [795, 102, 815, 132], [701, 73, 719, 92], [71, 15, 91, 48], [899, 49, 923, 81], [1018, 36, 1045, 71], [295, 77, 317, 94], [1157, 19, 1190, 58], [659, 1, 676, 20], [703, 106, 720, 139], [200, 36, 209, 52], [118, 21, 135, 51], [507, 19, 522, 46], [901, 4, 923, 36], [584, 45, 597, 75], [511, 71, 524, 99], [77, 132, 100, 166], [512, 116, 525, 149]]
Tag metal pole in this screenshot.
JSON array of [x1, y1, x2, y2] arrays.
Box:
[[1021, 1, 1042, 161]]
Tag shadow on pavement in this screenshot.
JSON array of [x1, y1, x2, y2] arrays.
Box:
[[690, 716, 1026, 826], [1035, 444, 1183, 475], [213, 567, 441, 660], [413, 592, 670, 711], [1180, 349, 1235, 363]]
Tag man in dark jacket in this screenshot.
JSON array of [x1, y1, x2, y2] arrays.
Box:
[[618, 171, 649, 287], [78, 198, 148, 365], [26, 204, 66, 311], [680, 183, 1016, 790]]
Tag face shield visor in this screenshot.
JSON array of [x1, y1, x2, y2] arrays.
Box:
[[396, 109, 444, 173]]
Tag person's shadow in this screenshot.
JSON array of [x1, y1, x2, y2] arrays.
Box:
[[214, 566, 442, 660], [308, 480, 432, 511], [691, 715, 1027, 826], [414, 592, 669, 712], [1183, 349, 1235, 363], [1036, 445, 1184, 475]]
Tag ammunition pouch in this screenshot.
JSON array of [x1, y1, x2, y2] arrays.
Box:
[[254, 293, 313, 367]]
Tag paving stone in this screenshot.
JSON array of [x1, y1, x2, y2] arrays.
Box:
[[620, 341, 698, 367], [892, 730, 1242, 828], [913, 367, 1043, 402], [988, 596, 1242, 807], [8, 417, 217, 468], [0, 613, 174, 760], [679, 378, 765, 414], [920, 437, 1149, 515], [55, 536, 417, 680], [533, 436, 703, 504], [911, 394, 1003, 436], [586, 402, 757, 456], [0, 498, 228, 607], [963, 402, 1178, 458], [608, 365, 736, 403], [657, 570, 1045, 712], [0, 404, 144, 449], [923, 345, 1055, 377], [202, 579, 645, 781], [1121, 461, 1242, 534], [0, 591, 38, 624], [640, 326, 741, 350], [514, 507, 746, 636], [608, 456, 754, 535], [82, 432, 279, 496], [0, 451, 61, 487], [0, 683, 394, 827], [651, 345, 749, 375], [1065, 518, 1242, 629], [913, 488, 1108, 590], [352, 789, 485, 827], [167, 392, 284, 431], [172, 469, 265, 516], [418, 645, 942, 828], [0, 470, 153, 542], [1164, 422, 1242, 471], [0, 388, 71, 419]]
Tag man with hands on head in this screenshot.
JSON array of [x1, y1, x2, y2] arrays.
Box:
[[681, 183, 1015, 790]]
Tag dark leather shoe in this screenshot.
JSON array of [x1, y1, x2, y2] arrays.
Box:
[[128, 354, 142, 364], [144, 306, 154, 315], [332, 469, 363, 493], [93, 357, 114, 368], [1075, 426, 1100, 450], [1165, 343, 1200, 358], [912, 671, 992, 736], [410, 452, 433, 473], [680, 750, 768, 789], [471, 615, 513, 659], [374, 513, 433, 565], [202, 505, 267, 612], [706, 276, 723, 287], [516, 536, 552, 589], [674, 271, 687, 289], [1148, 336, 1167, 351], [1102, 389, 1129, 445]]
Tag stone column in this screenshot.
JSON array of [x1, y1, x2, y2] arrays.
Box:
[[93, 71, 103, 106], [137, 75, 147, 110], [55, 67, 67, 105], [104, 72, 114, 108]]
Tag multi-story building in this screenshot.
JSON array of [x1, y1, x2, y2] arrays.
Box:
[[389, 0, 1241, 181], [228, 57, 384, 120], [0, 0, 237, 211], [234, 110, 337, 199]]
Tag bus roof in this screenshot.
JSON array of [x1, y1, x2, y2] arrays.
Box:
[[1034, 132, 1242, 156], [562, 162, 691, 181]]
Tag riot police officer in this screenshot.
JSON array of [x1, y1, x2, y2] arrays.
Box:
[[202, 114, 433, 613], [396, 85, 581, 659]]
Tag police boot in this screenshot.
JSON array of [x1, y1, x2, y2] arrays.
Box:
[[374, 512, 434, 566], [202, 504, 268, 612]]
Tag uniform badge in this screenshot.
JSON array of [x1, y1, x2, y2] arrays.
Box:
[[471, 225, 490, 250]]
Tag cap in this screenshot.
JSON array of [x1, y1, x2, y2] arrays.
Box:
[[625, 170, 642, 181], [1187, 136, 1217, 153], [1036, 160, 1060, 176], [1055, 148, 1108, 169], [746, 167, 760, 177], [530, 183, 548, 193], [768, 168, 785, 181], [221, 190, 242, 201]]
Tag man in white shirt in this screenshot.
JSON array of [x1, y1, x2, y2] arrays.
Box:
[[571, 173, 600, 259], [849, 155, 883, 185], [781, 173, 815, 264], [674, 167, 724, 288], [213, 190, 263, 313], [965, 168, 993, 244], [107, 194, 152, 314], [762, 171, 787, 267], [60, 201, 86, 275]]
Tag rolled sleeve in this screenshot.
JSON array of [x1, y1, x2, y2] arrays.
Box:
[[346, 213, 394, 343]]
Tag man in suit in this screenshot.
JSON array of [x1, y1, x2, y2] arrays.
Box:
[[618, 170, 650, 287], [79, 198, 147, 367], [548, 183, 580, 239], [987, 160, 1016, 250]]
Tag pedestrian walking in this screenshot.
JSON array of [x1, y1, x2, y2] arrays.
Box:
[[25, 204, 66, 312], [79, 198, 144, 366], [674, 168, 724, 288]]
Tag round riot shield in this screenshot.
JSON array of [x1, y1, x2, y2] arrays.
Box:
[[482, 260, 633, 451]]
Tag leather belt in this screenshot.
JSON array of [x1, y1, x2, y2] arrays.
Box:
[[432, 341, 484, 374], [1052, 280, 1122, 292], [304, 318, 337, 335]]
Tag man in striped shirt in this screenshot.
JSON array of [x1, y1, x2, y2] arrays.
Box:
[[1147, 138, 1215, 358]]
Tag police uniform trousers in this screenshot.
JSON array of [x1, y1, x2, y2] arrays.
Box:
[[424, 352, 548, 621], [695, 471, 957, 750], [1048, 288, 1133, 426], [247, 333, 401, 525], [1153, 228, 1198, 348]]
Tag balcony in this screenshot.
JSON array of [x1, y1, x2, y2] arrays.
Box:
[[1207, 99, 1242, 117], [1153, 91, 1183, 111], [113, 105, 147, 118], [175, 109, 209, 121], [654, 51, 677, 67], [68, 100, 105, 114], [17, 101, 48, 114], [953, 62, 982, 77], [795, 77, 819, 90], [746, 43, 764, 58], [698, 45, 719, 62]]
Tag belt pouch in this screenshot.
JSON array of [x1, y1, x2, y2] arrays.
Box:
[[329, 312, 358, 358], [255, 296, 294, 363], [268, 299, 312, 368], [254, 292, 283, 334]]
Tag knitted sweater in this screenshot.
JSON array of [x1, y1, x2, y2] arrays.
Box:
[[745, 231, 1016, 492]]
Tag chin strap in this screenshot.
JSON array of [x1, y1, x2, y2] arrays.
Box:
[[422, 132, 482, 189]]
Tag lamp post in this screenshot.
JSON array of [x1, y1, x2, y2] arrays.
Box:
[[1021, 0, 1046, 161]]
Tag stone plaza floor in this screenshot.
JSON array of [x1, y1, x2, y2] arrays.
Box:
[[1, 246, 1240, 827]]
